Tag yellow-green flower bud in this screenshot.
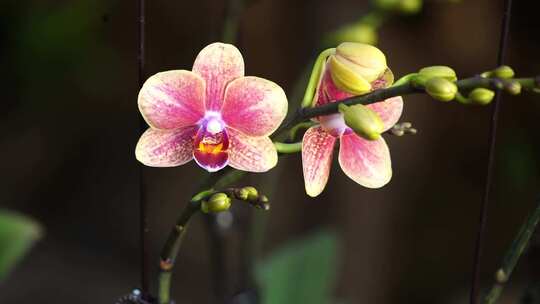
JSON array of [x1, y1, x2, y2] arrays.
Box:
[[241, 186, 258, 201], [373, 0, 422, 14], [492, 65, 515, 79], [468, 88, 495, 105], [425, 77, 457, 102], [398, 0, 422, 14], [504, 81, 521, 95], [331, 22, 378, 45], [201, 193, 231, 213], [416, 66, 457, 86], [338, 103, 384, 140], [329, 42, 389, 95]]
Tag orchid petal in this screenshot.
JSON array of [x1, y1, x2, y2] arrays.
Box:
[[338, 133, 392, 188], [222, 76, 288, 137], [138, 70, 206, 130], [366, 96, 403, 131], [192, 42, 244, 111], [227, 128, 278, 172], [302, 126, 337, 197], [135, 126, 197, 167], [315, 67, 353, 107]]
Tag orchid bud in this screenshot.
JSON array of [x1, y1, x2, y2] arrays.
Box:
[[425, 77, 457, 102], [492, 65, 515, 79], [504, 81, 521, 95], [328, 42, 390, 95], [373, 0, 422, 14], [331, 22, 378, 45], [201, 193, 231, 213], [415, 66, 457, 86], [398, 0, 422, 14], [338, 103, 384, 140], [241, 186, 259, 201], [469, 88, 495, 105]]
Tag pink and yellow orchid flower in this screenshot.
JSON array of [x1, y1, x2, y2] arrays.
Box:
[[302, 43, 403, 197], [136, 42, 288, 172]]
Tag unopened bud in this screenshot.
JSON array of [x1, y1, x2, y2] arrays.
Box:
[[339, 103, 384, 140], [398, 0, 423, 14], [328, 42, 390, 95], [332, 22, 378, 45], [495, 269, 508, 283], [241, 186, 259, 201], [504, 81, 521, 95], [415, 66, 457, 86], [201, 193, 231, 213], [373, 0, 422, 14], [469, 88, 495, 105], [425, 77, 457, 102], [492, 65, 515, 79]]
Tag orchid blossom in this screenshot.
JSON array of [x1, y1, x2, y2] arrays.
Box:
[[135, 42, 288, 172], [302, 43, 403, 197]]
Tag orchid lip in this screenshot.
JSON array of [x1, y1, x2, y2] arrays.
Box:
[[319, 113, 348, 137], [193, 111, 229, 172]]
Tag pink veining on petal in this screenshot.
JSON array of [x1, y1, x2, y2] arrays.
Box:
[[192, 42, 244, 111], [193, 120, 230, 172], [338, 133, 392, 189], [366, 96, 403, 131], [135, 126, 197, 167], [222, 76, 288, 137], [302, 126, 337, 197], [138, 70, 206, 130], [227, 128, 278, 172]]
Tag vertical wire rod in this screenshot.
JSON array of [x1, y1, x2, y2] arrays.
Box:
[[469, 1, 513, 304], [137, 0, 150, 297]]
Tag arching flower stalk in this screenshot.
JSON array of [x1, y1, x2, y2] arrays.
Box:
[[136, 43, 288, 172]]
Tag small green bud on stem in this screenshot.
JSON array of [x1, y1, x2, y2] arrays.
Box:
[[425, 77, 457, 102], [201, 193, 231, 213], [414, 66, 457, 86], [339, 103, 384, 140], [504, 80, 521, 95], [469, 88, 495, 105], [492, 65, 515, 79], [241, 186, 259, 201]]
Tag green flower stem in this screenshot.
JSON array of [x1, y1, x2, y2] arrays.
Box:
[[288, 121, 315, 141], [301, 48, 336, 108], [391, 73, 417, 87], [483, 197, 540, 304], [274, 141, 302, 154], [158, 199, 202, 304]]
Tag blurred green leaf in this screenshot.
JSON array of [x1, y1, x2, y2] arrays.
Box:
[[0, 210, 42, 280], [256, 230, 339, 304]]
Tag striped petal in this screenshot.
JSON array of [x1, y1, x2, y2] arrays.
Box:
[[302, 126, 336, 197], [135, 126, 197, 167], [192, 42, 244, 111], [138, 70, 206, 130], [222, 76, 288, 137], [227, 128, 278, 172], [338, 133, 392, 188], [366, 96, 403, 131]]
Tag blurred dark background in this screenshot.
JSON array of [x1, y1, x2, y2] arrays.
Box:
[[1, 0, 539, 303]]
